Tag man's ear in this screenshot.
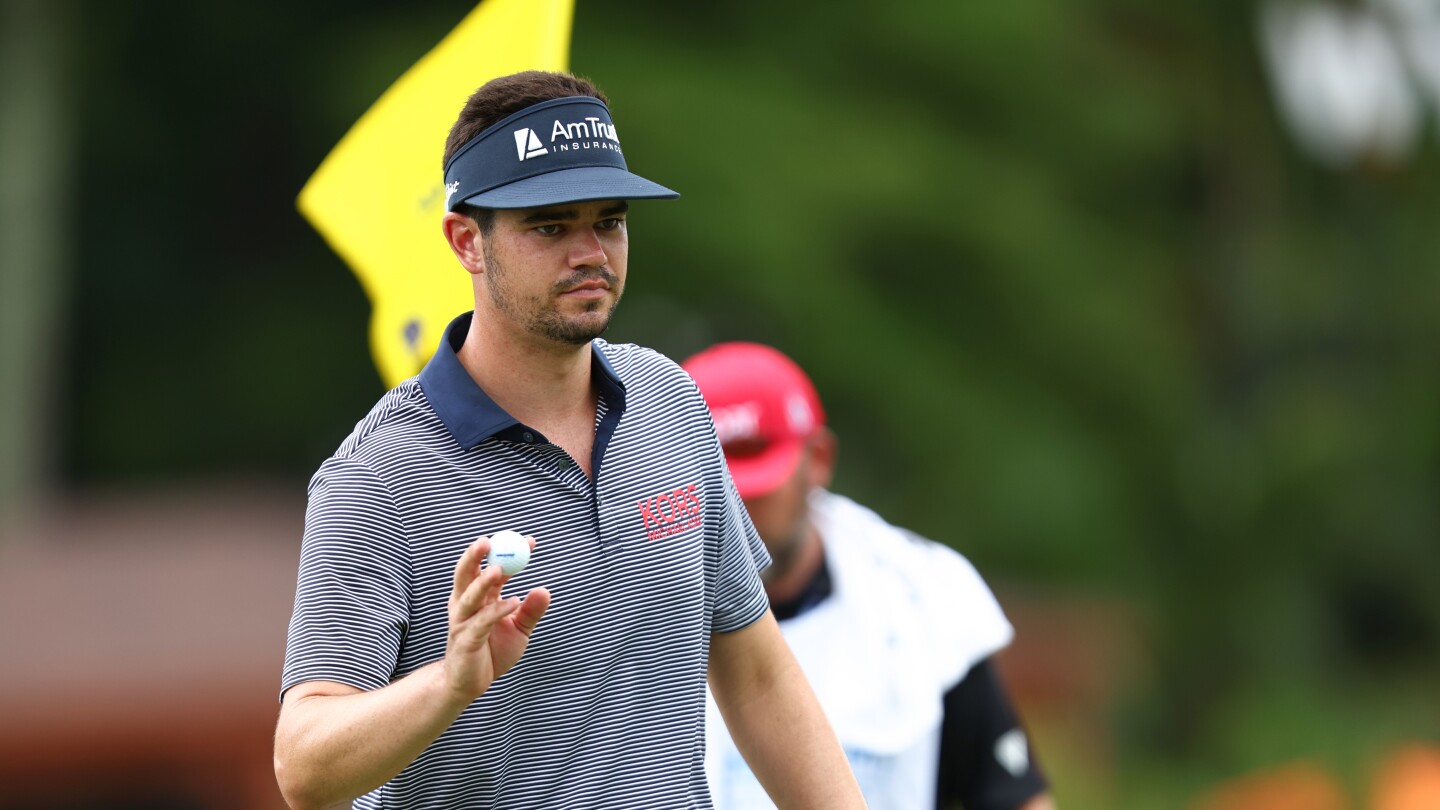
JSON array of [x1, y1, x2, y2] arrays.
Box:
[[806, 427, 838, 491], [442, 211, 486, 276]]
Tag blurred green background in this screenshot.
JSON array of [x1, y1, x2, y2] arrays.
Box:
[[2, 0, 1437, 807]]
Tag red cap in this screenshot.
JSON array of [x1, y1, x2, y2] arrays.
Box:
[[682, 342, 825, 499]]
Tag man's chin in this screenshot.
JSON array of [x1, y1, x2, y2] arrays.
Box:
[[540, 314, 613, 346]]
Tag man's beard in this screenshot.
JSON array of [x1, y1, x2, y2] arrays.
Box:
[[484, 242, 622, 345]]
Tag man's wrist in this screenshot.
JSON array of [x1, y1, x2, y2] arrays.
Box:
[[427, 659, 482, 714]]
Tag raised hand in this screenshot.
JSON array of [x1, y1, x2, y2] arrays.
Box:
[[442, 535, 551, 702]]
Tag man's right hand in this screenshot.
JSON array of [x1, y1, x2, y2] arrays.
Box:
[[442, 535, 551, 702], [275, 536, 551, 810]]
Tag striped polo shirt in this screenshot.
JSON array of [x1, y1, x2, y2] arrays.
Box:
[[282, 312, 772, 809]]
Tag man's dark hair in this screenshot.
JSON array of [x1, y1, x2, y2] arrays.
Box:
[[443, 71, 606, 168], [444, 71, 607, 232]]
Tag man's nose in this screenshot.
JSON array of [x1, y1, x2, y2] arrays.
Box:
[[569, 229, 607, 268]]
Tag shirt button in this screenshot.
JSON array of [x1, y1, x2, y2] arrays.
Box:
[[559, 458, 573, 469], [522, 431, 534, 443]]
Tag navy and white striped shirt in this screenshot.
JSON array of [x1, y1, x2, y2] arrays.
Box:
[[282, 313, 772, 809]]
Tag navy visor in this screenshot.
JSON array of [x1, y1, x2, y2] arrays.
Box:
[[443, 96, 679, 210]]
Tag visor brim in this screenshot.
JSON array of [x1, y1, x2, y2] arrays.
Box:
[[455, 166, 679, 210]]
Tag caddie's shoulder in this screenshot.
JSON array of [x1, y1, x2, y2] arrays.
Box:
[[886, 525, 1015, 669], [825, 492, 941, 554], [893, 525, 993, 593], [821, 491, 1014, 676], [821, 491, 999, 600]]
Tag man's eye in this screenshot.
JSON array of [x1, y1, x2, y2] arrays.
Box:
[[597, 218, 625, 231], [535, 224, 562, 236]]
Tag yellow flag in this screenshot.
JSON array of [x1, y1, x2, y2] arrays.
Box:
[[298, 0, 575, 387]]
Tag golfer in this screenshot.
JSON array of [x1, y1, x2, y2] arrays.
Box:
[[274, 71, 865, 809]]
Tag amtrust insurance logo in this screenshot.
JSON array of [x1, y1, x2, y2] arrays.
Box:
[[636, 483, 703, 542], [514, 117, 624, 162]]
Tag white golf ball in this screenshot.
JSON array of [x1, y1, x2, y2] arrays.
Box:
[[486, 530, 530, 576]]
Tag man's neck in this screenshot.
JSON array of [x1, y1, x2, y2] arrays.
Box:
[[457, 311, 596, 430], [764, 522, 825, 606], [767, 524, 832, 620]]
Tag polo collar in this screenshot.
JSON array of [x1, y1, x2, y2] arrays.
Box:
[[418, 312, 627, 450]]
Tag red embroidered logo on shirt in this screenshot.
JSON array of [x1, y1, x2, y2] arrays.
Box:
[[637, 484, 703, 541]]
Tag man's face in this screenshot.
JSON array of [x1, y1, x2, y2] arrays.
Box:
[[479, 200, 630, 345], [741, 450, 816, 584]]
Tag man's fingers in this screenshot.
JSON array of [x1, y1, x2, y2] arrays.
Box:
[[454, 561, 505, 618], [452, 537, 489, 595], [460, 592, 517, 628], [513, 588, 551, 637], [450, 535, 544, 645]]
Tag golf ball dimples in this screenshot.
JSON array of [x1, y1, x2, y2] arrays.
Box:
[[487, 530, 530, 576]]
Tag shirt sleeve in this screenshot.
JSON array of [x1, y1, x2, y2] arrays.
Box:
[[935, 657, 1049, 810], [280, 456, 412, 699], [709, 446, 772, 634]]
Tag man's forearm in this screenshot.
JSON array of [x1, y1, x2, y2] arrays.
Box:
[[274, 662, 470, 810], [710, 614, 866, 809], [717, 663, 863, 808]]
